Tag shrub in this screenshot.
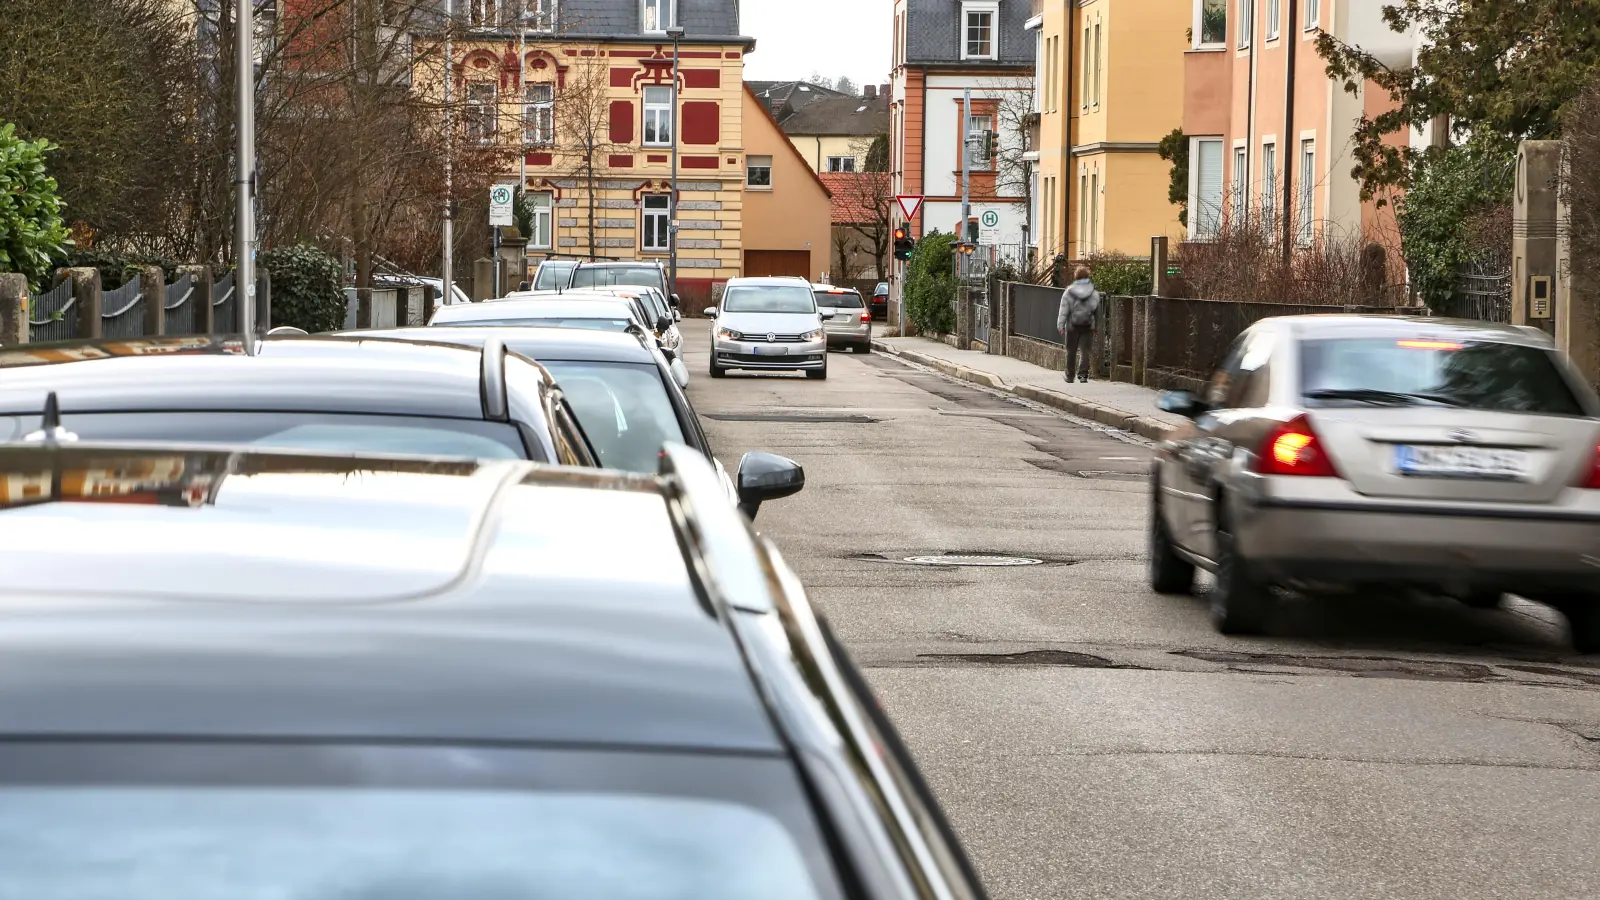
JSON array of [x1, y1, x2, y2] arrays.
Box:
[[1085, 252, 1152, 296], [1394, 136, 1514, 306], [0, 122, 70, 291], [60, 248, 182, 289], [261, 244, 346, 333], [904, 230, 956, 334]]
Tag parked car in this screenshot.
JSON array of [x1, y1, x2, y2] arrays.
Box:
[[706, 277, 827, 380], [372, 273, 470, 306], [0, 335, 598, 465], [591, 285, 684, 356], [532, 258, 579, 291], [568, 260, 680, 312], [0, 441, 990, 900], [1149, 315, 1600, 650], [871, 282, 889, 319], [812, 284, 873, 353]]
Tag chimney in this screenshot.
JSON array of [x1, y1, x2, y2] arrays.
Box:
[[864, 84, 877, 100], [879, 83, 890, 100]]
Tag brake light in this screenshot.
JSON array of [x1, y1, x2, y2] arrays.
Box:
[[1256, 415, 1339, 477], [1397, 339, 1463, 350], [860, 311, 871, 322], [1582, 444, 1600, 489]]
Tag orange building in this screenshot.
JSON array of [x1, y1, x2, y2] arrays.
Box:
[[741, 85, 833, 281]]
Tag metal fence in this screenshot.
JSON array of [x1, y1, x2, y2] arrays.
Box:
[[101, 276, 144, 338], [1010, 282, 1062, 345], [1436, 270, 1512, 322], [164, 273, 198, 335], [28, 280, 76, 342], [1142, 296, 1404, 379], [213, 272, 236, 333]]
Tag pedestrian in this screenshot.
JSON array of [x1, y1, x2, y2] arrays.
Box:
[[1057, 267, 1101, 383]]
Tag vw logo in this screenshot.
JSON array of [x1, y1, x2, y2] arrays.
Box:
[[1448, 429, 1479, 443], [766, 333, 776, 343]]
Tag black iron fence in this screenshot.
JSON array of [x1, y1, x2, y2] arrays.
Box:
[[1435, 269, 1512, 322], [2, 266, 272, 344], [1130, 296, 1404, 382], [1011, 282, 1062, 345], [100, 276, 144, 338], [164, 273, 198, 335]]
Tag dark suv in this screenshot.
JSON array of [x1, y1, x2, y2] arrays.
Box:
[[568, 261, 679, 311]]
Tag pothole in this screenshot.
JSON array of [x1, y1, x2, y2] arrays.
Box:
[[919, 649, 1138, 668], [1172, 649, 1504, 682], [704, 412, 879, 424], [848, 552, 1062, 567]]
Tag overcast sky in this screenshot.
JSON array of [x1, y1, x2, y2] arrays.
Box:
[[741, 0, 892, 90]]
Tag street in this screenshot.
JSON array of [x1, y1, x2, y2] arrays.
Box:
[[682, 325, 1600, 900]]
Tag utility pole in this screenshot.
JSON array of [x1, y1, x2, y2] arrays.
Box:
[[667, 24, 685, 298], [235, 0, 256, 352], [961, 87, 972, 249], [442, 0, 455, 305]]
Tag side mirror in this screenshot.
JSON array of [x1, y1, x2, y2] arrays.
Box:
[[669, 293, 681, 309], [669, 356, 690, 389], [1157, 390, 1205, 419], [672, 309, 682, 323], [736, 451, 805, 521], [660, 347, 677, 361], [655, 315, 673, 332], [702, 306, 718, 317]]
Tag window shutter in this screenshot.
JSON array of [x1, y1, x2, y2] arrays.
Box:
[[609, 100, 634, 143], [1196, 139, 1223, 234], [682, 101, 719, 145]]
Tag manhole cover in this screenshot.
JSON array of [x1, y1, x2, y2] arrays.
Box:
[[902, 554, 1043, 567]]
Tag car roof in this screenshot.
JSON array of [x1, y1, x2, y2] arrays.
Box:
[[0, 445, 779, 753], [810, 283, 862, 293], [573, 260, 663, 268], [0, 335, 534, 419], [349, 326, 661, 365], [438, 296, 637, 319], [1272, 314, 1557, 348], [727, 276, 811, 287]]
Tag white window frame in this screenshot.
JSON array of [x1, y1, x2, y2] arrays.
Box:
[[1297, 139, 1315, 246], [1303, 0, 1320, 31], [1266, 0, 1281, 41], [1189, 137, 1223, 239], [466, 81, 498, 143], [642, 85, 673, 147], [826, 156, 857, 173], [1238, 0, 1253, 49], [967, 113, 994, 171], [526, 192, 553, 249], [641, 194, 671, 253], [1194, 0, 1228, 49], [641, 0, 675, 34], [961, 2, 998, 61], [747, 154, 773, 189], [1092, 21, 1103, 106], [1088, 171, 1100, 253], [1078, 172, 1088, 253], [1260, 140, 1278, 238], [524, 82, 554, 146], [1232, 144, 1248, 222]]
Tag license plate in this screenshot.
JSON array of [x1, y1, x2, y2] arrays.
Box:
[[746, 344, 786, 356], [1395, 445, 1530, 480]]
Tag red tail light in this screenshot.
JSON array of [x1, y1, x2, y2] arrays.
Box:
[[860, 311, 871, 322], [1256, 415, 1339, 477], [1582, 444, 1600, 488]]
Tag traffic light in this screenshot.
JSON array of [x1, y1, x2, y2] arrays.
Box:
[[893, 225, 914, 261], [983, 130, 998, 160]]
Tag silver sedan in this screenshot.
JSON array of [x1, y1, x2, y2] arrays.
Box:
[[1149, 315, 1600, 650]]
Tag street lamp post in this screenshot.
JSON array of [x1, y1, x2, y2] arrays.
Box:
[[442, 0, 455, 305], [235, 0, 256, 352], [666, 24, 684, 298]]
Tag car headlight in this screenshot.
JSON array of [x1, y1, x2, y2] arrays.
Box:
[[801, 329, 822, 341], [717, 327, 743, 341]]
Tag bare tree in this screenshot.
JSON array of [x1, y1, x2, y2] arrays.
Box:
[[548, 52, 626, 260], [835, 136, 894, 281]]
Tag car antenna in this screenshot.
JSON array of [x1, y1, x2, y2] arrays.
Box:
[[23, 392, 78, 444]]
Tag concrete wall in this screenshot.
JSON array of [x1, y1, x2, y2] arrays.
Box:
[[743, 88, 833, 281]]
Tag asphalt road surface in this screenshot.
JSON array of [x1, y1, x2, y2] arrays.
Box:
[[681, 325, 1600, 900]]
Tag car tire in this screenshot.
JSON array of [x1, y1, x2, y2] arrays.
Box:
[[1460, 591, 1505, 610], [709, 360, 727, 378], [1149, 491, 1194, 595], [1554, 596, 1600, 654], [806, 364, 828, 380], [857, 341, 873, 354], [1211, 520, 1270, 635]]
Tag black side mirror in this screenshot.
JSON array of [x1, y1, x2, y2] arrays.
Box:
[[655, 314, 673, 332], [669, 293, 681, 308], [736, 451, 805, 520], [1157, 390, 1205, 419]]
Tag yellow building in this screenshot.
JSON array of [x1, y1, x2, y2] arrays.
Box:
[[741, 86, 833, 281], [1034, 0, 1188, 263]]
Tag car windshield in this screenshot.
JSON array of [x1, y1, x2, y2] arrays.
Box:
[[542, 360, 685, 473], [570, 266, 666, 292], [1299, 337, 1586, 415], [813, 291, 863, 309], [436, 317, 633, 331], [14, 412, 529, 459], [534, 263, 575, 291], [723, 285, 817, 314], [0, 787, 828, 900]]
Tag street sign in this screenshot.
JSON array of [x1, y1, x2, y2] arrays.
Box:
[[895, 195, 924, 221], [489, 184, 515, 227], [978, 209, 1001, 245]]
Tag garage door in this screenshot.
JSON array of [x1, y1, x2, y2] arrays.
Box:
[[744, 250, 811, 279]]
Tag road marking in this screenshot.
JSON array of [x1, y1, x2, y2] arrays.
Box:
[[1100, 456, 1140, 461]]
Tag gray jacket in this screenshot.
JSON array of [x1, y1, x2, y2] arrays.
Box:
[[1057, 279, 1102, 331]]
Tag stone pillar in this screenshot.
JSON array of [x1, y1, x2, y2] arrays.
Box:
[[1132, 295, 1152, 387], [0, 274, 28, 345], [1514, 141, 1562, 335], [955, 282, 973, 349], [1151, 236, 1171, 298], [180, 266, 215, 334], [137, 265, 165, 336], [471, 257, 495, 301], [66, 267, 102, 339], [1556, 168, 1600, 389], [423, 284, 438, 324]]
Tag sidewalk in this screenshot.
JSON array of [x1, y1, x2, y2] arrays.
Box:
[[870, 332, 1184, 441]]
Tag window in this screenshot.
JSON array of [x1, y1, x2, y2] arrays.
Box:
[[524, 83, 554, 145], [1260, 141, 1277, 237], [36, 412, 527, 460], [1232, 145, 1247, 220], [642, 86, 672, 146], [967, 113, 993, 170], [1238, 0, 1253, 48], [827, 156, 857, 173], [1299, 339, 1585, 416], [469, 0, 500, 27], [641, 195, 671, 253], [1266, 0, 1280, 40], [1297, 139, 1315, 246], [722, 284, 816, 313], [642, 0, 674, 33], [1089, 172, 1099, 252], [526, 192, 552, 249], [1193, 138, 1223, 238], [1093, 22, 1102, 105], [962, 3, 996, 60], [747, 154, 772, 188], [520, 0, 555, 31], [466, 82, 497, 143], [1081, 26, 1091, 105], [1304, 0, 1319, 30], [1078, 172, 1088, 252], [1034, 31, 1045, 111], [1197, 0, 1228, 46], [541, 361, 687, 474]]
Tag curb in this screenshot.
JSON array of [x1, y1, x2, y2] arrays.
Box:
[[872, 339, 1175, 443]]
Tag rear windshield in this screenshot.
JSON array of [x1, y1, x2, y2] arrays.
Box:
[[723, 285, 816, 314], [1300, 338, 1586, 416], [570, 266, 666, 291], [15, 412, 530, 459], [436, 317, 633, 332], [543, 360, 685, 473], [813, 291, 863, 309], [534, 263, 575, 291]]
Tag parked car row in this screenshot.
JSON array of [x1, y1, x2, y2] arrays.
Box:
[[0, 256, 992, 896]]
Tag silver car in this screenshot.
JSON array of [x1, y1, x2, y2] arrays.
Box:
[[1150, 316, 1600, 650], [811, 284, 872, 353], [706, 277, 827, 379]]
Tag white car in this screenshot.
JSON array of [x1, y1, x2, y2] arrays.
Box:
[[706, 277, 827, 379]]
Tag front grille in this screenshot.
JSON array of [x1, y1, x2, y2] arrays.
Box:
[[728, 332, 810, 343], [719, 352, 824, 364]]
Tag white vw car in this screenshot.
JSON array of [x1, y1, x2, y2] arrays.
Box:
[[705, 277, 828, 379]]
